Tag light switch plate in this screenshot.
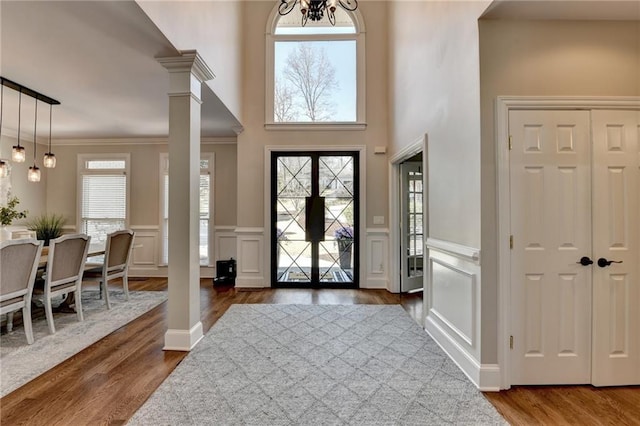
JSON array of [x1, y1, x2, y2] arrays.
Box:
[[373, 216, 385, 225]]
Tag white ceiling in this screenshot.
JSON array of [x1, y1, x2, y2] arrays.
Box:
[[0, 1, 241, 141], [482, 0, 640, 21]]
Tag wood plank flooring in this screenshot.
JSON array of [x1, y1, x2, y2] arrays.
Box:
[[1, 278, 638, 425]]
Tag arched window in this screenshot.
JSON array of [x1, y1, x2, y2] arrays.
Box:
[[265, 3, 366, 129]]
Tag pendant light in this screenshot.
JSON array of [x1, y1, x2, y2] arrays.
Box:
[[0, 83, 8, 178], [12, 90, 26, 162], [43, 103, 56, 168], [27, 98, 40, 182]]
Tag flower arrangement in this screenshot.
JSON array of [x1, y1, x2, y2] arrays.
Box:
[[334, 226, 354, 240], [0, 195, 28, 226], [27, 213, 65, 246]]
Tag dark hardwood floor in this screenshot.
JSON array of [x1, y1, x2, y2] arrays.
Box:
[[1, 278, 638, 425]]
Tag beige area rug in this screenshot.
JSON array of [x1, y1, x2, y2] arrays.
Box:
[[0, 289, 167, 397], [130, 304, 506, 425]]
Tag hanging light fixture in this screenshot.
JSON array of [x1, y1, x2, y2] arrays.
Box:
[[12, 90, 26, 163], [1, 77, 60, 179], [27, 98, 40, 182], [278, 0, 357, 26], [0, 83, 8, 178], [43, 103, 56, 168]]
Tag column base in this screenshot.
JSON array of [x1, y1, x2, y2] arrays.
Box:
[[163, 321, 204, 351]]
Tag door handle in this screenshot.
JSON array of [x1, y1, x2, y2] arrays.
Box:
[[577, 256, 593, 266], [597, 258, 623, 268]]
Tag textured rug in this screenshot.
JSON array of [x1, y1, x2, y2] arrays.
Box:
[[129, 304, 505, 425], [0, 289, 167, 397]]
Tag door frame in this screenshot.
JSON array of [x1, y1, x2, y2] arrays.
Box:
[[389, 134, 428, 299], [264, 145, 366, 287], [496, 96, 640, 389]]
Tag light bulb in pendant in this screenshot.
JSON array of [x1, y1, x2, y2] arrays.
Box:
[[28, 164, 40, 182]]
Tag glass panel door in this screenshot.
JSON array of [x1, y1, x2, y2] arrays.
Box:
[[272, 152, 358, 288]]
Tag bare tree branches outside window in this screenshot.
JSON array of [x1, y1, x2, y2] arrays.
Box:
[[275, 43, 339, 122]]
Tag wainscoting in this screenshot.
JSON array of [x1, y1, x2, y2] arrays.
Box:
[[236, 227, 390, 289], [424, 238, 500, 391]]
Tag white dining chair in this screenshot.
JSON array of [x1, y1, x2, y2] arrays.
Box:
[[39, 234, 91, 334], [83, 230, 135, 310], [0, 238, 44, 344]]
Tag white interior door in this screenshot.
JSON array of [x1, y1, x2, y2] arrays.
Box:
[[591, 110, 640, 386], [400, 161, 424, 292], [509, 110, 593, 384]]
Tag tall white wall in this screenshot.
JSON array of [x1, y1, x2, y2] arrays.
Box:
[[389, 0, 491, 248], [137, 0, 243, 122], [388, 1, 493, 388]]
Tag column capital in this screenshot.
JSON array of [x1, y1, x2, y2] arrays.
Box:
[[157, 50, 215, 83]]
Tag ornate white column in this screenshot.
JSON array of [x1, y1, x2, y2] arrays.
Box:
[[158, 50, 214, 351]]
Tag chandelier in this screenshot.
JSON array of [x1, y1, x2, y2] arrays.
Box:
[[0, 77, 60, 182], [278, 0, 358, 26]]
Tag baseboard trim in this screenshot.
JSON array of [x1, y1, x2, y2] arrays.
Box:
[[235, 277, 267, 288], [362, 278, 389, 290], [163, 322, 204, 351], [425, 314, 483, 389]]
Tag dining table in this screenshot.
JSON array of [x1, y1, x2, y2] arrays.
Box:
[[37, 243, 106, 270]]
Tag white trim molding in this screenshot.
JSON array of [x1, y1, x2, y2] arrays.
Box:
[[163, 321, 204, 352], [426, 238, 480, 264], [389, 134, 428, 294]]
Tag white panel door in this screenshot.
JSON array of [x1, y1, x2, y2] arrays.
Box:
[[509, 110, 593, 384], [591, 110, 640, 386]]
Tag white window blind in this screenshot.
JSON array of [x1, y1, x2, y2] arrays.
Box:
[[79, 156, 129, 246]]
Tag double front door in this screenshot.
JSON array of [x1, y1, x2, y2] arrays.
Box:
[[272, 152, 359, 288], [510, 109, 639, 386]]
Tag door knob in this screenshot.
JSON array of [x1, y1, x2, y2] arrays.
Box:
[[577, 256, 593, 266], [597, 258, 623, 268]]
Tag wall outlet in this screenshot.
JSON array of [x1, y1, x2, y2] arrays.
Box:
[[373, 216, 385, 225]]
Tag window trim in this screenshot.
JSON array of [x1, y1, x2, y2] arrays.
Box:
[[77, 153, 131, 239], [159, 152, 215, 267], [264, 4, 366, 129]]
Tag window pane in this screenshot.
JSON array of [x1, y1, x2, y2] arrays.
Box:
[[274, 40, 356, 122], [86, 160, 125, 169]]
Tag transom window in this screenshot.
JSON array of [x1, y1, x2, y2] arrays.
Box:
[[266, 4, 366, 128]]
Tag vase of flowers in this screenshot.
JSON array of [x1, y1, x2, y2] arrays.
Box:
[[334, 226, 353, 269], [0, 195, 28, 241]]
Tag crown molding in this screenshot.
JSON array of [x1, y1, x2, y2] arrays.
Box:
[[50, 136, 236, 146], [157, 50, 215, 83]]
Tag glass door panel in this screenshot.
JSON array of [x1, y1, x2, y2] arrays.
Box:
[[272, 152, 358, 287], [275, 156, 312, 283]]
